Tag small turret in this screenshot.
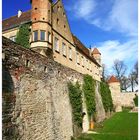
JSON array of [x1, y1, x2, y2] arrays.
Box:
[[91, 48, 101, 65], [30, 0, 52, 55], [108, 76, 121, 94]]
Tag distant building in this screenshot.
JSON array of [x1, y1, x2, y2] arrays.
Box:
[[2, 0, 102, 81], [108, 75, 137, 112]]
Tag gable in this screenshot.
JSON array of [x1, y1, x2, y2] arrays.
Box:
[[52, 0, 74, 44]]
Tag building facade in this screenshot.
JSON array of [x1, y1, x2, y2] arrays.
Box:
[[2, 0, 102, 81]]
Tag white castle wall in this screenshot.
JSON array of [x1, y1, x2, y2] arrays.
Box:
[[109, 82, 137, 112]]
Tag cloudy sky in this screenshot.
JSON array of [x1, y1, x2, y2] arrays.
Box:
[[3, 0, 138, 75]]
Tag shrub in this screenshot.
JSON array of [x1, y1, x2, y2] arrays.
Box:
[[68, 82, 83, 127], [100, 82, 113, 112], [16, 24, 30, 48], [83, 75, 96, 120]]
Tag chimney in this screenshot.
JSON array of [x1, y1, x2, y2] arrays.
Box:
[[18, 10, 22, 18]]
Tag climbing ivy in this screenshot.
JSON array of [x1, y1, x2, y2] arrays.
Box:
[[68, 81, 83, 128], [83, 75, 96, 120], [16, 23, 30, 48], [100, 82, 113, 112]]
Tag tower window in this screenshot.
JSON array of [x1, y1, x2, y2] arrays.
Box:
[[35, 7, 37, 10], [48, 32, 51, 43], [33, 30, 38, 41], [40, 30, 46, 41]]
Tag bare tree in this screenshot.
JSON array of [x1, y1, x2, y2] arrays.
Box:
[[129, 72, 136, 92], [101, 64, 109, 82], [133, 62, 138, 85], [112, 60, 127, 90], [127, 62, 138, 92], [121, 76, 131, 91]]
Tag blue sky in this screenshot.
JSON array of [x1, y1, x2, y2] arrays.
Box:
[[2, 0, 138, 75]]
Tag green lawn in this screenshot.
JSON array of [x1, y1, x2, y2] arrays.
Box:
[[75, 111, 138, 140]]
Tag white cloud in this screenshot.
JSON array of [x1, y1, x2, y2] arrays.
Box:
[[96, 39, 138, 74], [71, 0, 138, 36], [105, 0, 138, 36], [73, 0, 97, 18]]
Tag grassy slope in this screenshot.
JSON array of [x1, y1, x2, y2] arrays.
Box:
[[76, 111, 138, 140]]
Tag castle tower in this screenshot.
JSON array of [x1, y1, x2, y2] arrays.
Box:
[[91, 48, 101, 65], [30, 0, 52, 55], [108, 75, 121, 94]]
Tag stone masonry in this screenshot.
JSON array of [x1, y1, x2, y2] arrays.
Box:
[[2, 37, 89, 140]]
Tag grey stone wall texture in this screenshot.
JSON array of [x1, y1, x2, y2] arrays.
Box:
[[2, 37, 106, 140]]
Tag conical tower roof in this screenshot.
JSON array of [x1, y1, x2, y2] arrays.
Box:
[[108, 76, 120, 83], [92, 48, 101, 55]]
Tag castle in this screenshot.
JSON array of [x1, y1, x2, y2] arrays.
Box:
[[2, 0, 102, 81], [2, 1, 137, 139]]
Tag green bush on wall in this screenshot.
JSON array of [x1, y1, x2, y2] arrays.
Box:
[[68, 81, 83, 128], [16, 23, 30, 48], [83, 75, 96, 120], [100, 82, 113, 112]]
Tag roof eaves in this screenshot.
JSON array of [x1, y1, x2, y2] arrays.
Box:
[[2, 20, 31, 32]]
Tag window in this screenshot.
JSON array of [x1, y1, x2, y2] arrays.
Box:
[[57, 18, 59, 25], [9, 36, 16, 42], [87, 59, 89, 70], [62, 43, 66, 56], [89, 62, 92, 71], [40, 30, 45, 41], [81, 56, 84, 67], [48, 32, 51, 43], [69, 47, 72, 60], [76, 52, 80, 64], [54, 37, 59, 52], [33, 30, 38, 41]]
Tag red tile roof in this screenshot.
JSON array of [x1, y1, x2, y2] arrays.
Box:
[[92, 48, 101, 55], [2, 10, 31, 31], [72, 35, 100, 67], [108, 76, 120, 83]]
